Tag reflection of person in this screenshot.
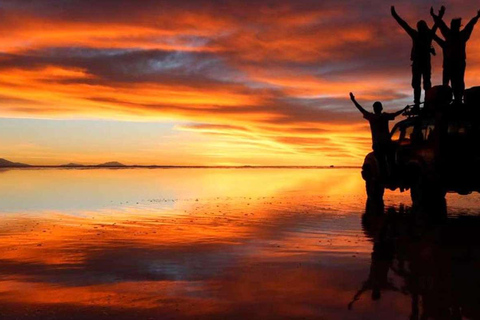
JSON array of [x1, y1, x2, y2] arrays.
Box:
[[391, 6, 444, 106], [349, 93, 406, 173], [350, 200, 457, 320], [348, 206, 398, 309], [431, 8, 480, 103], [347, 241, 398, 308]]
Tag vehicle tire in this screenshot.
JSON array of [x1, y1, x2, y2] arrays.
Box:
[[429, 185, 446, 202], [410, 177, 423, 205], [410, 174, 446, 205]]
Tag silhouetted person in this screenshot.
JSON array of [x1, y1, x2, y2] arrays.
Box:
[[391, 6, 445, 106], [431, 8, 480, 103], [350, 92, 406, 173]]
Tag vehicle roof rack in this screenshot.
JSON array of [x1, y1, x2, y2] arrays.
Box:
[[403, 102, 424, 117]]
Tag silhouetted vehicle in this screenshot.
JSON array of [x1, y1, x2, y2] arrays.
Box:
[[362, 85, 480, 203]]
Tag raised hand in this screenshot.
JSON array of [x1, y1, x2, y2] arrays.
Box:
[[391, 6, 396, 15], [439, 5, 446, 16], [349, 92, 355, 101]]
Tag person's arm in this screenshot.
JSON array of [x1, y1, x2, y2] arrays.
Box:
[[432, 32, 445, 47], [391, 6, 415, 37], [430, 7, 450, 38], [430, 6, 446, 35], [390, 106, 408, 118], [462, 10, 480, 40], [350, 92, 369, 116]]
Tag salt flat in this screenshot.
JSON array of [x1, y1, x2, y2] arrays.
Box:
[[0, 168, 478, 319]]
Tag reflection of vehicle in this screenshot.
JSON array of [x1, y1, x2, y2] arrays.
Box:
[[362, 86, 480, 203], [350, 201, 480, 319]]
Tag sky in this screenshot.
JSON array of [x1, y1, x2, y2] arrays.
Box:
[[1, 0, 480, 166]]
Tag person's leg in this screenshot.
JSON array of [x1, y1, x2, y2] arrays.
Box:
[[452, 61, 466, 103], [374, 145, 389, 176], [458, 60, 466, 101], [442, 62, 450, 86], [423, 59, 432, 91], [384, 143, 395, 176], [412, 63, 421, 105]]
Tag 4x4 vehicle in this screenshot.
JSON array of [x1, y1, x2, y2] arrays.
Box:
[[361, 85, 480, 203]]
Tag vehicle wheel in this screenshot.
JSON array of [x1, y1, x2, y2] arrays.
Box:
[[410, 174, 446, 205], [429, 185, 446, 202], [410, 178, 423, 205]]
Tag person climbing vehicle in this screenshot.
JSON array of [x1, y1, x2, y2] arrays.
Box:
[[349, 92, 407, 174]]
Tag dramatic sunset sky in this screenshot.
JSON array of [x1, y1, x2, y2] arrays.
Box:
[[1, 0, 479, 165]]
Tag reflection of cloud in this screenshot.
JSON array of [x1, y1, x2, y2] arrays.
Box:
[[0, 168, 409, 318], [0, 189, 371, 318]]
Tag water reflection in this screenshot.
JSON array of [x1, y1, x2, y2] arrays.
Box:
[[0, 169, 478, 319], [0, 168, 365, 213], [352, 199, 480, 320]]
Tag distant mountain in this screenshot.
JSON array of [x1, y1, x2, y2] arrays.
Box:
[[60, 163, 85, 167], [0, 158, 30, 167], [96, 161, 127, 167]]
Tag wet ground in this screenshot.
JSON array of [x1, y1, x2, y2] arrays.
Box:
[[0, 168, 479, 319]]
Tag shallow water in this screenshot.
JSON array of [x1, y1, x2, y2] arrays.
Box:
[[0, 168, 479, 319]]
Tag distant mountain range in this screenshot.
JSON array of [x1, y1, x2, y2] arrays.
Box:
[[0, 158, 351, 169], [0, 158, 127, 168], [0, 158, 30, 167], [61, 161, 126, 167], [60, 163, 84, 167], [95, 162, 126, 167]]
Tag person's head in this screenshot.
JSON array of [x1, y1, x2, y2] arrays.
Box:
[[451, 18, 462, 32], [373, 101, 383, 114], [416, 20, 429, 33]]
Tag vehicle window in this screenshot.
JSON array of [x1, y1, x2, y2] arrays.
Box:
[[448, 123, 459, 134], [391, 127, 401, 141], [421, 125, 435, 141], [448, 122, 470, 136], [402, 125, 415, 144]]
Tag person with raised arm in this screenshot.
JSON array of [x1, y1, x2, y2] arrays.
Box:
[[431, 7, 480, 103], [350, 93, 407, 172], [391, 6, 445, 107]]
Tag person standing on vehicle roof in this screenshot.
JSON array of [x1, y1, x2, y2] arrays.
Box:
[[391, 6, 444, 107], [430, 8, 480, 103], [349, 93, 407, 172]]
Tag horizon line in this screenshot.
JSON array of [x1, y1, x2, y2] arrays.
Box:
[[0, 164, 361, 169]]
